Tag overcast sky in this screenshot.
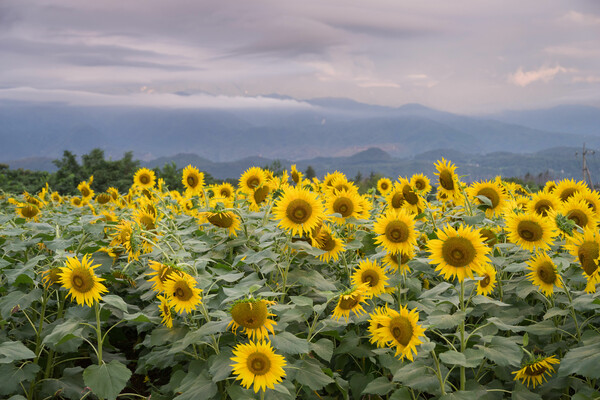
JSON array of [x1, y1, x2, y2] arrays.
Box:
[[1, 0, 599, 113]]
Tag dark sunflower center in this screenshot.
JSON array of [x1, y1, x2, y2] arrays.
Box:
[[584, 199, 596, 212], [81, 187, 90, 197], [534, 200, 553, 216], [537, 261, 557, 284], [402, 185, 419, 205], [480, 274, 491, 288], [97, 193, 111, 204], [524, 364, 547, 376], [110, 191, 118, 200], [578, 241, 599, 276], [208, 213, 234, 228], [187, 175, 198, 188], [391, 193, 404, 209], [338, 294, 360, 310], [253, 186, 270, 204], [415, 180, 425, 190], [385, 220, 409, 243], [21, 205, 38, 218], [517, 220, 543, 242], [71, 270, 94, 293], [380, 182, 389, 191], [389, 316, 414, 346], [567, 210, 588, 227], [333, 197, 354, 217], [477, 188, 500, 208], [439, 170, 455, 191], [559, 188, 577, 202], [140, 215, 155, 231], [140, 174, 150, 185], [247, 177, 260, 189], [441, 237, 476, 267], [320, 234, 336, 252], [361, 269, 380, 287], [159, 267, 173, 283], [286, 199, 312, 224], [231, 301, 268, 329], [292, 171, 300, 183], [247, 353, 271, 376], [480, 229, 497, 246], [173, 283, 193, 301], [162, 304, 170, 315], [220, 188, 232, 198]]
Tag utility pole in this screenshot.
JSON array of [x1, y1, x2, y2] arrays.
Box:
[[576, 143, 594, 188]]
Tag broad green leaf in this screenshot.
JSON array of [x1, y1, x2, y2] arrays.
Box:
[[102, 294, 129, 313], [487, 317, 525, 332], [174, 366, 217, 400], [428, 310, 466, 329], [293, 359, 334, 390], [272, 332, 309, 355], [0, 364, 40, 396], [362, 376, 395, 395], [471, 295, 509, 307], [0, 289, 42, 319], [477, 336, 522, 367], [0, 341, 36, 364], [439, 350, 467, 366], [208, 349, 233, 383], [83, 361, 132, 400], [559, 339, 600, 379], [419, 282, 453, 299], [310, 338, 334, 361], [42, 319, 84, 347], [390, 388, 413, 400], [393, 361, 440, 393]]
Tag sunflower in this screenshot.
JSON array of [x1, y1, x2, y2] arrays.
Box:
[[310, 224, 345, 262], [157, 294, 174, 328], [133, 168, 156, 189], [273, 186, 324, 235], [322, 171, 346, 188], [527, 191, 560, 217], [398, 178, 424, 214], [59, 254, 108, 307], [467, 180, 507, 217], [230, 340, 286, 393], [479, 227, 498, 247], [560, 197, 597, 230], [146, 260, 175, 293], [77, 180, 94, 200], [526, 252, 563, 296], [573, 189, 600, 217], [383, 250, 413, 275], [109, 220, 140, 262], [332, 284, 371, 321], [377, 178, 393, 195], [326, 188, 362, 224], [164, 272, 202, 314], [410, 173, 432, 194], [203, 210, 241, 237], [476, 264, 497, 296], [434, 158, 461, 200], [215, 182, 235, 200], [249, 184, 272, 211], [356, 195, 372, 220], [327, 176, 359, 195], [240, 167, 267, 194], [369, 305, 426, 361], [512, 355, 560, 388], [367, 306, 389, 346], [71, 197, 83, 207], [182, 165, 205, 194], [290, 164, 303, 185], [386, 183, 405, 210], [564, 228, 600, 292], [95, 193, 112, 205], [51, 192, 63, 204], [351, 260, 389, 297], [134, 208, 157, 232], [428, 224, 491, 282], [544, 181, 557, 193], [228, 298, 277, 340], [554, 179, 587, 202], [41, 266, 62, 288], [17, 203, 40, 220], [107, 187, 119, 202], [374, 208, 418, 255], [505, 212, 557, 252]]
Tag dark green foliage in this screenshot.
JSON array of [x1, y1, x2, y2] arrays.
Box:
[[0, 164, 50, 194]]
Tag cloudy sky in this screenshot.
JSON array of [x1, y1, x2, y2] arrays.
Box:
[[1, 0, 599, 113]]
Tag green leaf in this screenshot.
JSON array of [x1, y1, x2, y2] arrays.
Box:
[[83, 361, 132, 400], [390, 388, 413, 400], [0, 341, 36, 364], [310, 338, 333, 361], [42, 319, 84, 347], [393, 360, 440, 393], [272, 332, 309, 355], [174, 366, 218, 400], [102, 294, 129, 313], [439, 350, 467, 367], [419, 282, 453, 299], [487, 317, 525, 332], [362, 376, 395, 395], [477, 336, 522, 367], [290, 296, 313, 307], [0, 289, 42, 319], [559, 339, 600, 379], [471, 295, 510, 307], [428, 310, 466, 329], [209, 349, 233, 383], [543, 307, 569, 319], [0, 364, 40, 396], [293, 359, 334, 390]]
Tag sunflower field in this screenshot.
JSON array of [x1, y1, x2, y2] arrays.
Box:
[[2, 160, 600, 400]]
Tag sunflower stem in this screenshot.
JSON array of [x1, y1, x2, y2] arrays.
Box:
[[95, 302, 103, 365], [431, 350, 447, 395], [560, 276, 581, 342], [459, 279, 466, 391]]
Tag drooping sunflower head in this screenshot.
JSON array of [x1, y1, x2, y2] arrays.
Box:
[[527, 191, 560, 217], [51, 192, 62, 204], [239, 167, 267, 194], [410, 173, 432, 194], [399, 177, 424, 213], [77, 181, 94, 200], [371, 305, 426, 361], [332, 284, 371, 322], [505, 212, 557, 252], [228, 298, 277, 341], [230, 340, 287, 393], [554, 178, 587, 202], [249, 183, 272, 211], [41, 266, 62, 288], [146, 260, 176, 293], [17, 203, 40, 220], [383, 250, 413, 275], [182, 165, 205, 194], [95, 193, 112, 205], [164, 272, 202, 314], [273, 186, 324, 236], [564, 228, 599, 278], [157, 294, 174, 328], [434, 158, 460, 198], [512, 355, 560, 388], [560, 197, 597, 230], [351, 259, 389, 297], [133, 168, 156, 190], [59, 254, 108, 307], [428, 224, 491, 282], [204, 210, 241, 237], [326, 188, 362, 224], [310, 224, 345, 262], [373, 208, 418, 255], [467, 180, 507, 217], [476, 264, 497, 296], [134, 209, 157, 231], [290, 164, 303, 185], [107, 187, 120, 202], [377, 177, 393, 195], [526, 251, 563, 296]]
